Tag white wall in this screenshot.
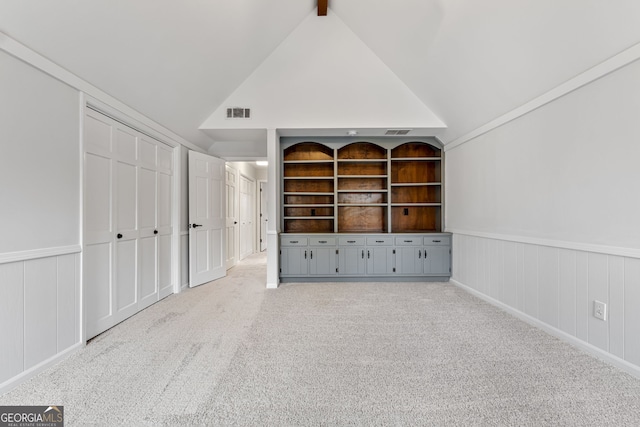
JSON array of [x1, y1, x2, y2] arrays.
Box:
[[0, 50, 80, 254], [0, 51, 82, 390], [446, 54, 640, 374]]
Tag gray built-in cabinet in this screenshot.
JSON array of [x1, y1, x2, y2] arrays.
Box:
[[279, 138, 451, 282], [280, 233, 451, 282]]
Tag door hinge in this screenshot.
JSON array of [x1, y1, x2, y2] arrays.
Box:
[[260, 239, 262, 243], [279, 250, 281, 255], [279, 268, 282, 273]]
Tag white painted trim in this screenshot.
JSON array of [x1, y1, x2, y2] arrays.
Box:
[[447, 228, 640, 259], [450, 278, 640, 380], [0, 31, 204, 153], [444, 41, 640, 152], [180, 231, 189, 236], [0, 245, 82, 265], [0, 342, 83, 394]]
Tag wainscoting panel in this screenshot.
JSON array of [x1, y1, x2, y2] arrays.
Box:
[[452, 233, 640, 373], [0, 251, 81, 386]]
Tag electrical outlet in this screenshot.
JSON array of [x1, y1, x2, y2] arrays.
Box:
[[594, 300, 607, 321]]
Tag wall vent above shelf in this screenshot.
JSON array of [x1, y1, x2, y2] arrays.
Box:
[[385, 129, 412, 135]]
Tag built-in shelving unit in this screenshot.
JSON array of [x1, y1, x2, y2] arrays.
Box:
[[281, 139, 443, 234]]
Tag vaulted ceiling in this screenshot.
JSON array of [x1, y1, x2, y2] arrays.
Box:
[[2, 1, 640, 158]]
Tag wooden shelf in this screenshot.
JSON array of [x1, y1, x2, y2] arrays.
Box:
[[282, 140, 443, 233]]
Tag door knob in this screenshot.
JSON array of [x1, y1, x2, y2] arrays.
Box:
[[154, 230, 158, 235], [117, 233, 123, 239], [192, 224, 203, 228], [234, 221, 238, 224]]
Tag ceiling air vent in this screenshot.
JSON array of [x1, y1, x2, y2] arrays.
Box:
[[385, 129, 412, 135], [226, 107, 251, 119]]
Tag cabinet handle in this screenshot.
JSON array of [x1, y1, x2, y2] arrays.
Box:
[[290, 240, 299, 244], [376, 240, 384, 243], [305, 250, 307, 259], [154, 230, 158, 235], [424, 250, 428, 258], [362, 250, 364, 259], [347, 240, 356, 243], [418, 250, 421, 259], [404, 240, 413, 243], [367, 250, 370, 259], [117, 233, 123, 239], [310, 250, 313, 260], [318, 240, 327, 244], [432, 240, 441, 243]]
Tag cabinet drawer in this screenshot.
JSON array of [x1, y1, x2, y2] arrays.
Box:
[[366, 237, 394, 246], [281, 237, 308, 246], [310, 237, 336, 246], [395, 236, 422, 246], [424, 236, 451, 246], [339, 237, 365, 246]]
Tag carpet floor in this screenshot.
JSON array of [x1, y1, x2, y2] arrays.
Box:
[[2, 252, 640, 426]]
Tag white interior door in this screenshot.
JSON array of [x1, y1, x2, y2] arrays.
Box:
[[239, 175, 255, 260], [189, 151, 226, 287], [225, 165, 238, 269], [260, 181, 268, 252]]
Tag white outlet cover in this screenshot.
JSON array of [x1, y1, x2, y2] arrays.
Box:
[[594, 300, 607, 321]]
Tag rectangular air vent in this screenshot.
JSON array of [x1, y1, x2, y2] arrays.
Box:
[[385, 129, 412, 135], [226, 107, 251, 119]]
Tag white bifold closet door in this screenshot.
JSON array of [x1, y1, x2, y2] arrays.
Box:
[[84, 109, 174, 340]]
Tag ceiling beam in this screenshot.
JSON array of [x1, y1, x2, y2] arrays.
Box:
[[318, 0, 327, 16]]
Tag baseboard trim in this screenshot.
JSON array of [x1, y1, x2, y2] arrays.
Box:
[[0, 342, 83, 395], [447, 229, 640, 259], [0, 245, 81, 265], [450, 278, 640, 380]]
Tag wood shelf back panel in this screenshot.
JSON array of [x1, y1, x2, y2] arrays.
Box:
[[337, 177, 386, 191], [284, 163, 334, 177], [284, 194, 334, 205], [284, 142, 334, 161], [337, 142, 387, 159], [391, 161, 441, 183], [391, 141, 441, 158], [338, 192, 387, 205], [337, 161, 387, 176], [391, 186, 441, 204], [284, 219, 334, 233], [391, 206, 441, 233], [338, 206, 387, 233], [285, 207, 334, 217], [284, 179, 334, 193]]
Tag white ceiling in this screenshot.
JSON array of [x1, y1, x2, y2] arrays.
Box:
[[1, 1, 640, 157]]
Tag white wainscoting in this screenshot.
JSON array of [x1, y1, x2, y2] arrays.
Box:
[[180, 232, 189, 289], [0, 251, 81, 392], [451, 233, 640, 377]]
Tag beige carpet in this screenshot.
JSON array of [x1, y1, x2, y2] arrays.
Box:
[[2, 251, 640, 426]]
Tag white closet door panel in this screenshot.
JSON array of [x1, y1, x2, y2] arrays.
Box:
[[158, 234, 172, 298], [85, 113, 112, 155], [116, 239, 137, 313], [139, 137, 157, 169], [138, 236, 157, 309], [138, 167, 156, 231], [84, 243, 113, 338], [117, 161, 137, 233], [157, 145, 172, 173], [116, 128, 137, 163], [0, 262, 24, 384], [195, 175, 210, 220], [56, 254, 78, 351], [24, 258, 58, 369], [85, 153, 112, 243], [158, 172, 172, 229], [195, 229, 211, 273]]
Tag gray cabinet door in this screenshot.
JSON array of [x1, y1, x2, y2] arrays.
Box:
[[424, 246, 450, 275], [309, 247, 337, 275], [281, 247, 308, 276], [338, 246, 366, 275], [397, 247, 423, 275], [366, 247, 395, 275]]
